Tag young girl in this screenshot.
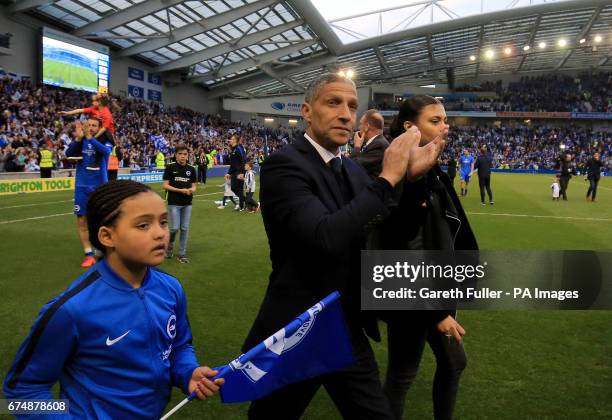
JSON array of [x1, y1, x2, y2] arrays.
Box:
[[377, 95, 478, 420], [552, 175, 561, 201], [217, 173, 238, 209], [4, 180, 223, 418]]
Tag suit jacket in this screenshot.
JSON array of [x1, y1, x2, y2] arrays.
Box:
[[243, 135, 395, 351], [349, 134, 389, 179]]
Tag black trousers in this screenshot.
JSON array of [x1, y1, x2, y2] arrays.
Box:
[[586, 178, 599, 200], [559, 176, 570, 200], [230, 174, 245, 209], [245, 191, 258, 210], [198, 166, 207, 183], [40, 168, 52, 179], [384, 318, 467, 420], [478, 176, 493, 203], [248, 331, 393, 420]]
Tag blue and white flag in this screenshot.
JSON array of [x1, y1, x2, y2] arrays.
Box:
[[161, 292, 354, 420], [263, 135, 269, 157], [150, 134, 168, 153], [216, 291, 354, 403]]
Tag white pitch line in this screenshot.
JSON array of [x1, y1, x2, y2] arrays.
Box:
[[467, 211, 612, 222], [598, 186, 612, 191], [0, 199, 73, 210], [0, 192, 217, 210], [192, 192, 219, 197], [0, 212, 72, 225]]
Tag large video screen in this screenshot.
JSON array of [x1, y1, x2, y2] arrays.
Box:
[[42, 33, 109, 93]]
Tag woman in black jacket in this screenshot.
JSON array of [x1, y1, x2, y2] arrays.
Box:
[[379, 95, 478, 420]]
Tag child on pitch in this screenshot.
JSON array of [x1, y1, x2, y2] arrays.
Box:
[[244, 162, 259, 213], [163, 144, 197, 264], [551, 175, 561, 201], [59, 94, 117, 171], [3, 180, 224, 418], [216, 173, 238, 209]]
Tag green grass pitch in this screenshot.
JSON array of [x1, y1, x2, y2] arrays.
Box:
[[43, 58, 98, 92], [0, 173, 611, 419]]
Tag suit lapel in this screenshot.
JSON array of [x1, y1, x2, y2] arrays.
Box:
[[294, 136, 344, 209]]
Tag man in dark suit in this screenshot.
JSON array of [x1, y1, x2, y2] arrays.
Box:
[[243, 73, 445, 419], [228, 134, 247, 210], [350, 109, 389, 178], [475, 144, 494, 205], [559, 152, 573, 201]]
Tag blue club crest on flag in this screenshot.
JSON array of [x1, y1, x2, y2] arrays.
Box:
[[214, 291, 355, 403]]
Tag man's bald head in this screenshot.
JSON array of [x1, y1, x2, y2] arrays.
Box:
[[359, 109, 384, 142], [362, 109, 384, 130]]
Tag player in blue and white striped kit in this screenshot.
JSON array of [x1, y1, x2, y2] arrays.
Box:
[[3, 180, 223, 419]]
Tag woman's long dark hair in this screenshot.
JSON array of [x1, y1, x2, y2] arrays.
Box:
[[389, 95, 442, 138]]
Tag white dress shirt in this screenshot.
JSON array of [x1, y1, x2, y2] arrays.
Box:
[[304, 133, 342, 165]]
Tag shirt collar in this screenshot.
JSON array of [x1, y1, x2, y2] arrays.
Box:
[[97, 258, 151, 291], [363, 134, 380, 149], [304, 133, 342, 164]]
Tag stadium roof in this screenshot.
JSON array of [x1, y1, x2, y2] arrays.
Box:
[[3, 0, 612, 98]]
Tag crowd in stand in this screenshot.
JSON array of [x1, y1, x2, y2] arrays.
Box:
[[0, 75, 610, 174], [0, 77, 295, 172], [375, 72, 612, 113], [439, 123, 611, 172]]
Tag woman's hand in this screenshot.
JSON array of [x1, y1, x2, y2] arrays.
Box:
[[188, 366, 225, 400], [436, 315, 465, 343], [406, 135, 446, 181]]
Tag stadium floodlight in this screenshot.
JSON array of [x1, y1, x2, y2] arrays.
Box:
[[264, 118, 274, 123], [594, 35, 602, 43], [558, 39, 567, 47], [579, 38, 586, 44], [523, 45, 530, 51], [338, 70, 346, 77], [288, 119, 298, 124], [538, 42, 546, 49], [469, 55, 476, 61], [485, 49, 495, 59], [504, 47, 512, 55], [346, 69, 354, 79]]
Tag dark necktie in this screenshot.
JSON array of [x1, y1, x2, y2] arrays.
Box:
[[330, 157, 351, 204]]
